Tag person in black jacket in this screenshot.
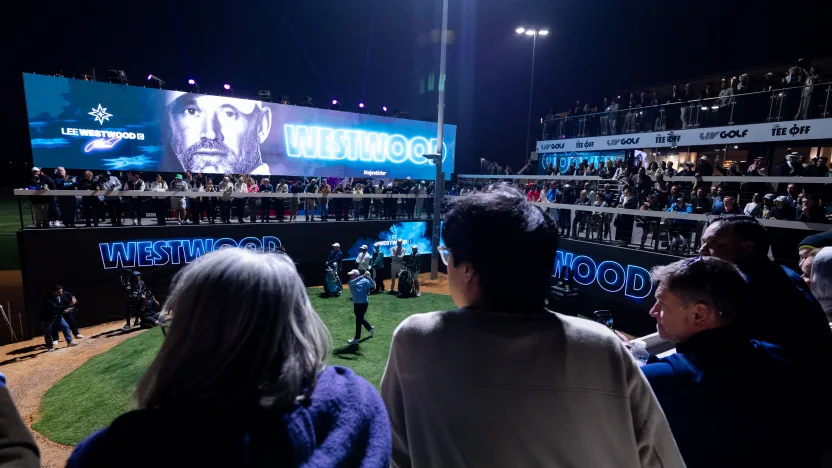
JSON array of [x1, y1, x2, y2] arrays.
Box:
[[53, 167, 78, 227], [26, 167, 55, 228], [405, 245, 421, 297], [41, 285, 79, 351], [76, 170, 101, 227]]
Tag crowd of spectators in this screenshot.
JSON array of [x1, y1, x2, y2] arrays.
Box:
[[455, 155, 831, 251], [543, 62, 826, 139], [23, 167, 437, 228], [4, 187, 829, 466]]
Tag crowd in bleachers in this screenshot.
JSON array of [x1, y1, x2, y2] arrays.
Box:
[[542, 62, 827, 139], [23, 167, 437, 228]]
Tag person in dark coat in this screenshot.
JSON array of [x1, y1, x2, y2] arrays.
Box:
[[0, 372, 39, 466], [641, 256, 822, 468], [67, 249, 391, 468]]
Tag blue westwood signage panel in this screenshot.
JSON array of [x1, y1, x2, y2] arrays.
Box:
[[23, 73, 456, 179]]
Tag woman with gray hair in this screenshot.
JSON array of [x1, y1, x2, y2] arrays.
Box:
[[67, 248, 391, 467], [809, 247, 832, 323]]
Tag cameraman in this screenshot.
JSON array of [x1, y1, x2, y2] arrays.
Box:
[[123, 271, 148, 331], [137, 293, 163, 328], [41, 285, 79, 351]]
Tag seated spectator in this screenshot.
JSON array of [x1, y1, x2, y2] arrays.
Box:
[[690, 187, 712, 215], [711, 195, 740, 215], [666, 198, 695, 251], [768, 196, 796, 220], [743, 193, 764, 218], [799, 194, 827, 223], [382, 186, 683, 467], [809, 247, 832, 322], [571, 189, 591, 238], [709, 186, 724, 213], [699, 216, 832, 364], [641, 256, 821, 468], [638, 193, 663, 249], [68, 249, 390, 467], [761, 193, 775, 218]]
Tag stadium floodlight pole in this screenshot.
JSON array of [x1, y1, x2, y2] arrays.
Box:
[[430, 0, 449, 281], [517, 27, 548, 161]]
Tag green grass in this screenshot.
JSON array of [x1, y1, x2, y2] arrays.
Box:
[[33, 287, 455, 446], [0, 196, 22, 270]]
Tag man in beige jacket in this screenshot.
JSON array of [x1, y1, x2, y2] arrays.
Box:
[[381, 185, 684, 468]]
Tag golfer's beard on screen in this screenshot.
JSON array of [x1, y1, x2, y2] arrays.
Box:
[[175, 138, 262, 174]]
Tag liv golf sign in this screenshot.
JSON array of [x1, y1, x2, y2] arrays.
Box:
[[537, 118, 832, 153]]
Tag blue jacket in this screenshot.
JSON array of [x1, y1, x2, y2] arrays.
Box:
[[642, 327, 821, 468], [67, 366, 391, 468], [326, 250, 343, 270], [349, 276, 374, 304]]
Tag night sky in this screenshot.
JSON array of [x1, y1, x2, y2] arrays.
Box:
[[4, 0, 827, 184]]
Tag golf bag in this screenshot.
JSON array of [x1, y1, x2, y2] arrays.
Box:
[[397, 268, 414, 296], [323, 267, 343, 297]]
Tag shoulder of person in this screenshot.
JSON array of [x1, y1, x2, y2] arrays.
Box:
[[556, 314, 633, 358], [392, 310, 456, 343]]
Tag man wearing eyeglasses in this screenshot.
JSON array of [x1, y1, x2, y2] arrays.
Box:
[[381, 185, 684, 467], [641, 256, 819, 467]]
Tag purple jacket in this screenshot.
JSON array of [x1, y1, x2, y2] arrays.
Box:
[[67, 366, 390, 467]]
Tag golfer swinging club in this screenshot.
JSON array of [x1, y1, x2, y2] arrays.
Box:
[[347, 269, 375, 345]]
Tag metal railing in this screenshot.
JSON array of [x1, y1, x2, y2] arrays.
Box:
[[542, 82, 831, 139]]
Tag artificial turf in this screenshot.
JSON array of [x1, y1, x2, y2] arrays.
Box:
[[33, 287, 455, 445]]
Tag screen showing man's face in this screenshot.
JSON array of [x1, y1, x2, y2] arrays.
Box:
[[168, 95, 271, 174]]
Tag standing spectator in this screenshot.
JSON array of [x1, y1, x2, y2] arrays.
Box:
[[100, 171, 123, 226], [26, 167, 54, 228], [680, 83, 696, 129], [413, 181, 425, 219], [246, 177, 260, 223], [257, 178, 274, 223], [356, 245, 371, 276], [665, 197, 695, 251], [641, 257, 821, 468], [388, 239, 406, 293], [796, 66, 821, 120], [607, 96, 620, 135], [352, 183, 364, 221], [779, 152, 805, 177], [189, 179, 204, 225], [305, 178, 319, 222], [68, 249, 390, 467], [381, 186, 683, 467], [123, 173, 146, 226], [717, 80, 735, 125], [638, 193, 663, 249], [275, 179, 289, 222], [41, 285, 79, 351], [371, 243, 385, 293], [169, 174, 190, 225], [346, 269, 375, 345], [289, 180, 303, 222], [544, 162, 557, 176], [615, 186, 638, 244], [232, 175, 247, 223], [665, 85, 683, 129], [203, 178, 217, 224], [743, 193, 764, 218], [333, 184, 345, 221], [76, 170, 101, 227], [149, 174, 168, 226], [317, 179, 330, 222], [571, 190, 591, 239], [664, 161, 677, 177], [53, 167, 77, 228], [217, 176, 234, 224]]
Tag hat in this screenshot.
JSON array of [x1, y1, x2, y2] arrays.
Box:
[[396, 239, 403, 243], [175, 174, 183, 179], [798, 232, 832, 252], [348, 269, 360, 276], [31, 167, 40, 172], [763, 193, 775, 200], [789, 152, 800, 156], [411, 245, 418, 249], [700, 155, 709, 160], [360, 245, 368, 250], [420, 180, 425, 184], [132, 271, 142, 276], [775, 195, 788, 203], [332, 242, 340, 248]]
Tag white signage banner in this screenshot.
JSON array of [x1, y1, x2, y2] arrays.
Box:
[[536, 118, 832, 153]]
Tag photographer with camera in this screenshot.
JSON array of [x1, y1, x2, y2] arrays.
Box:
[[41, 285, 80, 352], [123, 271, 150, 331], [138, 293, 164, 328]]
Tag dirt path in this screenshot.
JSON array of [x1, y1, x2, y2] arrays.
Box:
[[0, 321, 149, 468], [0, 275, 447, 467]]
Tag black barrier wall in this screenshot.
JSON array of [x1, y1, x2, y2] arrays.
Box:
[[15, 224, 680, 341], [16, 220, 435, 339]]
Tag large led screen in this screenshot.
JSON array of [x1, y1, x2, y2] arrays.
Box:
[[23, 73, 456, 179]]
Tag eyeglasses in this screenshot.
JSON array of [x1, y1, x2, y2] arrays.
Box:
[[438, 246, 451, 266]]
